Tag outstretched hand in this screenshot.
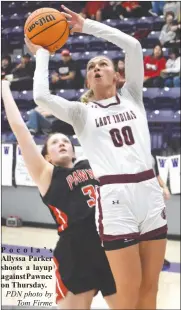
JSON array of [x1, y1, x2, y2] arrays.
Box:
[[24, 6, 85, 54], [61, 5, 85, 34]]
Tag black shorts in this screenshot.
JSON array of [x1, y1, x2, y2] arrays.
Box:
[[53, 223, 116, 303], [103, 232, 167, 251]]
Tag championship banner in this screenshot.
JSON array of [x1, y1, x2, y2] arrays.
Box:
[[15, 145, 43, 186], [168, 155, 180, 194], [156, 156, 170, 185], [1, 144, 13, 186]]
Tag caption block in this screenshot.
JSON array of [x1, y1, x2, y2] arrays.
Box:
[[1, 246, 56, 307]]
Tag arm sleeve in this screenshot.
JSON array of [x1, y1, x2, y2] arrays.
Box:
[[33, 49, 88, 134], [161, 31, 176, 44], [159, 27, 165, 42], [83, 19, 144, 103]]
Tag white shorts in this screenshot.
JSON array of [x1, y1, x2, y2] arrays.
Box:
[[96, 170, 167, 249]]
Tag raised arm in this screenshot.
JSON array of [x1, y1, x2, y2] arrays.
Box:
[[62, 5, 144, 103], [1, 80, 53, 196], [84, 20, 143, 100], [25, 37, 87, 135]]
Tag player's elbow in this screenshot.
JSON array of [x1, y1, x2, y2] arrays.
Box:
[[127, 36, 142, 55], [132, 40, 142, 59], [33, 89, 48, 107], [33, 94, 44, 107], [134, 40, 142, 52]]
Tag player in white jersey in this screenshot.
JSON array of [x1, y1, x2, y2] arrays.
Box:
[[25, 5, 167, 309]]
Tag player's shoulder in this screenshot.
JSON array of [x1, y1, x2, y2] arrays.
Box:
[[119, 85, 135, 105], [50, 158, 91, 178], [50, 165, 71, 181], [74, 157, 91, 170], [41, 165, 69, 202], [121, 85, 146, 114]]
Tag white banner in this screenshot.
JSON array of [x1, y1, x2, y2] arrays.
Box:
[[169, 155, 180, 194], [156, 156, 170, 185], [15, 145, 43, 186], [1, 144, 13, 186]]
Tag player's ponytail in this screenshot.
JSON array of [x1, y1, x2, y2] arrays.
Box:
[[80, 89, 94, 104]]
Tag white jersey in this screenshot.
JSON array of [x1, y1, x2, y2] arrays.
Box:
[[78, 91, 152, 177], [33, 19, 153, 178]]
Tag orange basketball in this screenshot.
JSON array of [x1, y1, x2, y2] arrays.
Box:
[[24, 8, 69, 53]]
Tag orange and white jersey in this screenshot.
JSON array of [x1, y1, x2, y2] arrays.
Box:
[[33, 18, 153, 178]]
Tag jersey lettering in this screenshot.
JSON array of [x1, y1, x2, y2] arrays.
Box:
[[110, 126, 135, 147], [66, 169, 96, 190], [110, 128, 123, 147], [85, 169, 95, 179], [95, 110, 137, 128], [76, 170, 89, 182], [81, 185, 96, 208]]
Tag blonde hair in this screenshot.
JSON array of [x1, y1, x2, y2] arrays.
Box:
[[80, 89, 94, 104]]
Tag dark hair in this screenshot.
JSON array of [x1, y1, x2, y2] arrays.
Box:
[[41, 133, 75, 159], [153, 45, 163, 58], [22, 53, 31, 59], [169, 47, 180, 58], [165, 11, 175, 20]]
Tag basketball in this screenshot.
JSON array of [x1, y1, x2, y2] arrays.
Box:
[[24, 8, 69, 53]]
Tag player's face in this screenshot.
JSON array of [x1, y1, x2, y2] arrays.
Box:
[[86, 56, 117, 90], [46, 133, 74, 167]]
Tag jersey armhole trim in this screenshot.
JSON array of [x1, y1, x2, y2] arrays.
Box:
[[41, 166, 65, 201]]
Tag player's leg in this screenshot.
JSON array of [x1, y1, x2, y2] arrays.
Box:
[[57, 290, 96, 309], [53, 255, 95, 309], [136, 236, 167, 309], [105, 243, 142, 309], [97, 184, 142, 309], [136, 177, 167, 309], [54, 255, 96, 309]]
